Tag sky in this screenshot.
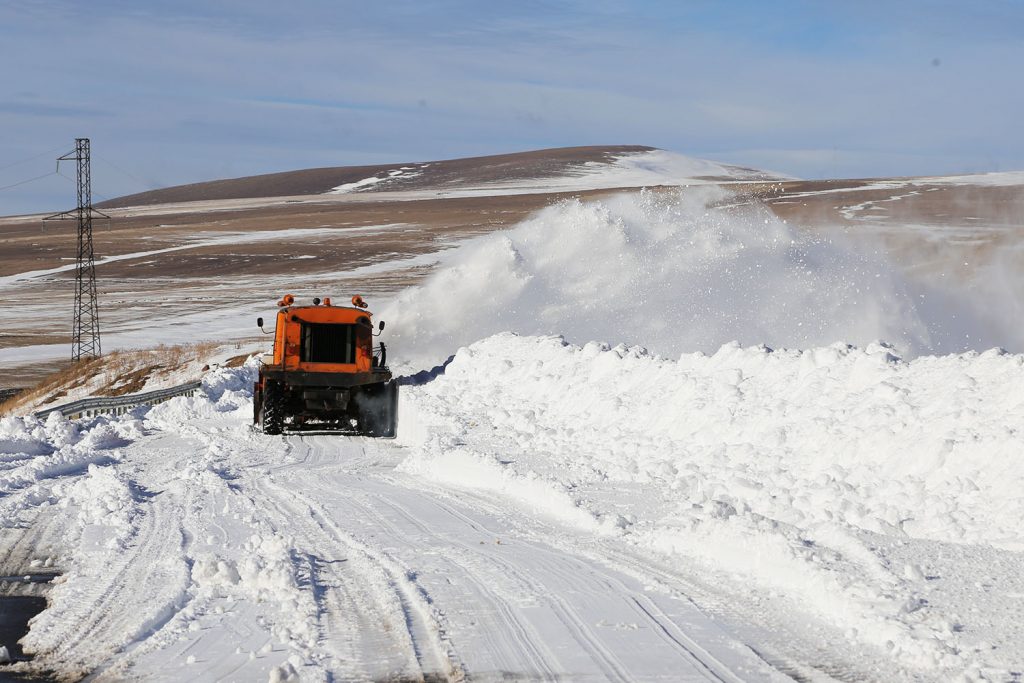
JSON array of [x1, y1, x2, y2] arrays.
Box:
[[1, 0, 1022, 215]]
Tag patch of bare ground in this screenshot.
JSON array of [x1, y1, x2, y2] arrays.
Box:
[[0, 357, 104, 415], [0, 360, 72, 392], [0, 333, 68, 351], [757, 179, 1024, 228], [753, 180, 1024, 286], [222, 353, 251, 368]]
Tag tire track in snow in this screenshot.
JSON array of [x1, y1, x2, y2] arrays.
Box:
[[628, 595, 745, 683], [253, 481, 424, 679], [254, 437, 463, 681], [325, 473, 562, 680], [46, 487, 192, 677], [138, 417, 798, 680], [277, 435, 570, 679], [420, 480, 873, 683], [159, 423, 430, 681], [420, 493, 744, 682], [282, 435, 766, 681], [359, 487, 628, 681]]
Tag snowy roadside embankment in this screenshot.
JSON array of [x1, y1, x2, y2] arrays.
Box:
[[0, 361, 290, 678], [398, 333, 1024, 678]]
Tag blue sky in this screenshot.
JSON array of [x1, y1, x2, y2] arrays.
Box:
[[2, 1, 1022, 214]]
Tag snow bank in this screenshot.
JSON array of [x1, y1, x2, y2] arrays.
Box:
[[0, 363, 268, 669], [382, 187, 987, 369], [399, 333, 1024, 675], [0, 413, 139, 499], [59, 464, 140, 546]]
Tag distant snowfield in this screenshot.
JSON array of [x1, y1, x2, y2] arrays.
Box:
[[330, 165, 425, 193], [912, 170, 1024, 187]]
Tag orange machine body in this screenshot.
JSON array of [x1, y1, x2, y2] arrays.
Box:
[[253, 294, 396, 436], [268, 304, 375, 374]]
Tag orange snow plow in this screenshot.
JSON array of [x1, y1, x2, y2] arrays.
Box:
[[253, 294, 397, 436]]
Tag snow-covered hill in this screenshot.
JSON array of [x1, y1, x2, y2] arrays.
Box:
[[3, 145, 1021, 387], [96, 146, 787, 210], [328, 148, 788, 197]]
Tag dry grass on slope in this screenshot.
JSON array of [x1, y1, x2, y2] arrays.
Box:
[[0, 342, 224, 417]]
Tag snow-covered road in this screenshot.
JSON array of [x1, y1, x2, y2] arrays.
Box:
[[4, 401, 785, 681], [0, 386, 856, 681], [253, 435, 778, 682]]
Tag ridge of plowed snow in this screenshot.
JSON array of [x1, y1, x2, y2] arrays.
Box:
[[399, 333, 1024, 677]]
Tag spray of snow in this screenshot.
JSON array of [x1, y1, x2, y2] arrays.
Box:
[[382, 187, 985, 369]]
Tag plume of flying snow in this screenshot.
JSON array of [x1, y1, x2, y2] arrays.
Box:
[[382, 187, 988, 367]]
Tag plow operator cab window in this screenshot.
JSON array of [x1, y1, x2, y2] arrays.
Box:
[[300, 323, 358, 364]]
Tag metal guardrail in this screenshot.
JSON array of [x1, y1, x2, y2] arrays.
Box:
[[33, 381, 203, 420]]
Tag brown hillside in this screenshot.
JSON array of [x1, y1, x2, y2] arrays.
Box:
[[97, 145, 656, 208]]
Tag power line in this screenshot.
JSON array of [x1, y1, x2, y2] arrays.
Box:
[[0, 170, 58, 192], [1, 151, 150, 200], [95, 154, 153, 191], [61, 166, 115, 210], [0, 144, 68, 173]]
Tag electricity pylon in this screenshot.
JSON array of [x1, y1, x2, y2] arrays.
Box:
[[44, 138, 108, 361]]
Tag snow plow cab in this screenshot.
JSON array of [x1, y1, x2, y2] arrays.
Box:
[[253, 294, 397, 436]]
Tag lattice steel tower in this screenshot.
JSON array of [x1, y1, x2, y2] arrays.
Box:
[[45, 138, 108, 361]]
